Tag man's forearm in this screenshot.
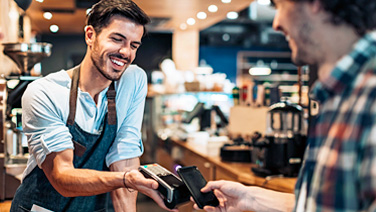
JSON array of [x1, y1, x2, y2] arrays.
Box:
[[110, 157, 140, 212], [249, 186, 295, 212], [111, 187, 138, 212], [42, 150, 125, 197], [45, 168, 125, 196]]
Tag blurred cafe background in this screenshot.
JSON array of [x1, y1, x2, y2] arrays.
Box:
[[0, 0, 318, 211]]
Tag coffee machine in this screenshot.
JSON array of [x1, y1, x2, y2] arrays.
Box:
[[2, 42, 52, 164], [252, 101, 307, 177], [0, 42, 52, 200]]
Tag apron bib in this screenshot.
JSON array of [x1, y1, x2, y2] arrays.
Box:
[[11, 66, 117, 211]]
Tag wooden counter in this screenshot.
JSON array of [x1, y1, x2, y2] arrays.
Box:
[[156, 138, 296, 194]]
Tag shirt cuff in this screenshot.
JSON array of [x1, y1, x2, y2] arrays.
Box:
[[28, 131, 74, 168], [105, 139, 144, 167]]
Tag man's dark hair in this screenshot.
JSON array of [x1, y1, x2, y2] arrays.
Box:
[[271, 0, 376, 35], [86, 0, 150, 36]]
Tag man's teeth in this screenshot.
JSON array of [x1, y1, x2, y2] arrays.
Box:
[[285, 35, 291, 42], [111, 59, 124, 66]]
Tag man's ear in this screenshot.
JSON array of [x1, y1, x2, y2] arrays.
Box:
[[85, 25, 95, 46]]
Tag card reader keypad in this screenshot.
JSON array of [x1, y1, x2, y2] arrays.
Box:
[[145, 165, 168, 177], [145, 164, 170, 177]]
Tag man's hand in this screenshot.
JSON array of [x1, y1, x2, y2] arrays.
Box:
[[192, 180, 295, 212], [125, 170, 178, 212], [192, 180, 252, 212]]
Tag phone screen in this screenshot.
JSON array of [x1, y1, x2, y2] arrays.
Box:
[[177, 166, 219, 209]]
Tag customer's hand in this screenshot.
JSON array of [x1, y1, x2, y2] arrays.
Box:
[[125, 170, 178, 212], [192, 180, 252, 212]]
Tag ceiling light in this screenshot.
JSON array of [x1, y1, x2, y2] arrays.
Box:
[[258, 0, 271, 5], [222, 0, 231, 3], [197, 12, 207, 20], [226, 12, 238, 19], [208, 5, 218, 13], [43, 12, 52, 20], [35, 0, 44, 2], [50, 24, 59, 33], [222, 33, 230, 41], [187, 18, 196, 25], [270, 60, 278, 69], [249, 67, 271, 76], [180, 23, 187, 30]]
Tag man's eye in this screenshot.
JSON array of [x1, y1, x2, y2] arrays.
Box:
[[112, 38, 122, 42], [131, 44, 140, 49]]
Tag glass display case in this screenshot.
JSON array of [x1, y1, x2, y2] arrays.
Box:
[[141, 92, 233, 163]]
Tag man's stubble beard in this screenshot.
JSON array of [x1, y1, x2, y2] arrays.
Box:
[[290, 7, 319, 67], [90, 43, 124, 81], [292, 23, 317, 67]]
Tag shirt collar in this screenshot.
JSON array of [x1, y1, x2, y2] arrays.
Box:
[[64, 70, 111, 95], [310, 31, 376, 103]]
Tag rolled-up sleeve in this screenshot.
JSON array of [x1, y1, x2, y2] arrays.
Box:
[[106, 68, 147, 167], [23, 81, 73, 168]]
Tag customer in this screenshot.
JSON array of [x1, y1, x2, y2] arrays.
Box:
[[10, 0, 176, 211], [195, 0, 376, 211]]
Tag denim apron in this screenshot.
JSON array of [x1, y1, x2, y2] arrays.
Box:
[[10, 65, 117, 211]]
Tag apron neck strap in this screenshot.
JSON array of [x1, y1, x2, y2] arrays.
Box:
[[67, 66, 117, 126], [67, 66, 80, 126], [106, 82, 116, 125]]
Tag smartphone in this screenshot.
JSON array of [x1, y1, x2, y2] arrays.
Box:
[[177, 166, 219, 209]]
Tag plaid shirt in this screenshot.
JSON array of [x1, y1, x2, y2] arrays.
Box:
[[294, 32, 376, 212]]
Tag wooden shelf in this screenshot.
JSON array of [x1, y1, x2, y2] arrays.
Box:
[[157, 138, 296, 194]]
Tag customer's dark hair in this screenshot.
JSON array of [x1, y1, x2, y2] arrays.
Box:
[[271, 0, 376, 35], [86, 0, 150, 36]]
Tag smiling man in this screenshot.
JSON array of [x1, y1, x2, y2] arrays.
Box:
[[192, 0, 376, 212], [10, 1, 175, 212]]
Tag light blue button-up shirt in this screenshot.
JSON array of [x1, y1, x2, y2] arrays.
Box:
[[21, 65, 147, 179]]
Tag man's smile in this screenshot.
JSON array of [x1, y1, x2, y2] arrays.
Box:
[[110, 55, 127, 69]]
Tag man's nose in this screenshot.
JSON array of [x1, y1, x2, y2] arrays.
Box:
[[119, 44, 131, 58], [272, 10, 282, 32]]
